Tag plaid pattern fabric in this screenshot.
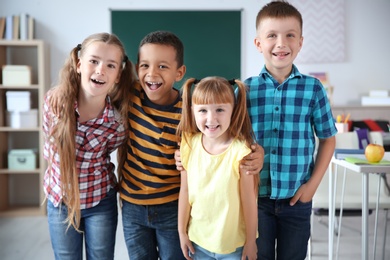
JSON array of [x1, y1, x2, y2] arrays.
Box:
[[245, 65, 337, 199], [43, 94, 127, 209]]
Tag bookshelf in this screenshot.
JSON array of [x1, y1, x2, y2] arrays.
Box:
[[332, 105, 390, 123], [0, 40, 49, 216]]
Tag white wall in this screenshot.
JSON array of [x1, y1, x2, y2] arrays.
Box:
[[1, 0, 390, 106]]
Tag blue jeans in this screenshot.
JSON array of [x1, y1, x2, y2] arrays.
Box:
[[121, 200, 185, 260], [257, 197, 312, 260], [189, 242, 243, 260], [47, 189, 118, 260]]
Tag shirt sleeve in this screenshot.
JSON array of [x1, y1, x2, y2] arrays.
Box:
[[312, 80, 338, 139]]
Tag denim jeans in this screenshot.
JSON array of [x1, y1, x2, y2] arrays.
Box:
[[189, 242, 243, 260], [257, 197, 312, 260], [121, 200, 185, 260], [47, 189, 118, 260]]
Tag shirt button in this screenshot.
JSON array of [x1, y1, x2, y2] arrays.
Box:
[[273, 128, 278, 132], [271, 150, 276, 154], [275, 107, 279, 111]]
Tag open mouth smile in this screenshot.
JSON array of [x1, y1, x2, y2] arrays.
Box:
[[146, 81, 162, 90], [91, 78, 105, 85]]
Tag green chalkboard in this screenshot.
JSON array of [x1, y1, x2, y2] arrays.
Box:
[[111, 10, 241, 89]]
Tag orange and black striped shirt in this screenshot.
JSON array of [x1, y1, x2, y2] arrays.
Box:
[[120, 83, 182, 205]]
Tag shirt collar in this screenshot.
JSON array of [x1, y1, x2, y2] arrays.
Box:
[[259, 64, 303, 82], [74, 96, 115, 124]]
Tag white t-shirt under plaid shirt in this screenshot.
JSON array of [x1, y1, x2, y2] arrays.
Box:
[[43, 94, 127, 209]]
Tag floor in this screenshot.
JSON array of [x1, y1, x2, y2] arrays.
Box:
[[0, 210, 389, 260]]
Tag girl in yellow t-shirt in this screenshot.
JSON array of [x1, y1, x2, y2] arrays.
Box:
[[176, 77, 259, 260]]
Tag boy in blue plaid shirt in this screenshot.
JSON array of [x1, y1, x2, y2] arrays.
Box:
[[245, 1, 337, 259]]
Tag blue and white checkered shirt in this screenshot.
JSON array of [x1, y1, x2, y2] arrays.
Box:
[[245, 65, 337, 199]]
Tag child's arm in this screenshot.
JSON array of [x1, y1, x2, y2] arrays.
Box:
[[175, 143, 265, 175], [240, 166, 258, 260], [240, 143, 264, 175], [290, 136, 336, 205], [178, 170, 194, 259]]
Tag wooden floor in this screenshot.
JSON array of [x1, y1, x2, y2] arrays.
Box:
[[0, 210, 389, 260]]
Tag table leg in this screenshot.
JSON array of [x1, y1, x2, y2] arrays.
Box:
[[329, 161, 334, 260], [362, 173, 369, 260]]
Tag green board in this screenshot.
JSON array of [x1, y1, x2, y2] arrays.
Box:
[[111, 10, 241, 89]]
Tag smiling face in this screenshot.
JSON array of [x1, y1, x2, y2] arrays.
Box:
[[255, 17, 303, 80], [193, 103, 233, 143], [137, 43, 186, 106], [77, 41, 122, 99]]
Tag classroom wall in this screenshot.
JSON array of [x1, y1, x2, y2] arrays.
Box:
[[1, 0, 389, 106]]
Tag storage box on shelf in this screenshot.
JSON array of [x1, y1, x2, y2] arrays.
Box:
[[0, 40, 49, 216]]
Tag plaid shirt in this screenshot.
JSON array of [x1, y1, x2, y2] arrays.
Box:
[[245, 65, 337, 199], [43, 94, 127, 209]]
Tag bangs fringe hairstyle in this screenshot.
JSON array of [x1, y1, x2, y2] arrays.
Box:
[[177, 76, 254, 148], [256, 0, 302, 32], [46, 32, 137, 231]]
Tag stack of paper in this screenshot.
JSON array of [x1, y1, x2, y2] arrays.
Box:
[[362, 89, 390, 106]]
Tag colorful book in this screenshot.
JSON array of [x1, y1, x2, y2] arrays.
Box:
[[334, 148, 365, 160]]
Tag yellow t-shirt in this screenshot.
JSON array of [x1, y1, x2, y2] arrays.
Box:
[[181, 133, 251, 254]]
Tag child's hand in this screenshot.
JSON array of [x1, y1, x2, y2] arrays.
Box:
[[240, 143, 264, 175], [175, 143, 186, 172], [289, 182, 315, 206], [179, 233, 195, 260], [241, 240, 257, 260]]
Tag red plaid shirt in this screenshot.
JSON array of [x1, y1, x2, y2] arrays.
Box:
[[43, 94, 127, 209]]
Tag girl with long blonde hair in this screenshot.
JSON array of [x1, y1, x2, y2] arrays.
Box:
[[43, 32, 136, 260]]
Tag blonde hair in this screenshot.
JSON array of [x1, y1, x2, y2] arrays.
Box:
[[177, 76, 254, 147], [46, 32, 136, 230]]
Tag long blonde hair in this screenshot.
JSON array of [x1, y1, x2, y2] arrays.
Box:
[[46, 33, 136, 230]]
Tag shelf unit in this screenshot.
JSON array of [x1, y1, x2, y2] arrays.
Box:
[[0, 40, 50, 216], [332, 105, 390, 122]]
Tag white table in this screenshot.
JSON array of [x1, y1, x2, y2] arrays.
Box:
[[328, 152, 390, 260]]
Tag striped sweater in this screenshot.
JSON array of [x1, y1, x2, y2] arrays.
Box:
[[120, 83, 182, 205]]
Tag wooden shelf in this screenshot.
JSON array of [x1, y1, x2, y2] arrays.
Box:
[[0, 40, 49, 216], [332, 105, 390, 122], [0, 127, 40, 132], [0, 169, 41, 174], [0, 85, 40, 89], [0, 205, 46, 217]]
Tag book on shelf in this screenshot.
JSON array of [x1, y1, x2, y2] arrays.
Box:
[[0, 17, 5, 39], [334, 148, 365, 160], [28, 16, 34, 40], [5, 15, 13, 40], [0, 14, 34, 40], [13, 15, 20, 40], [20, 13, 29, 40]]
